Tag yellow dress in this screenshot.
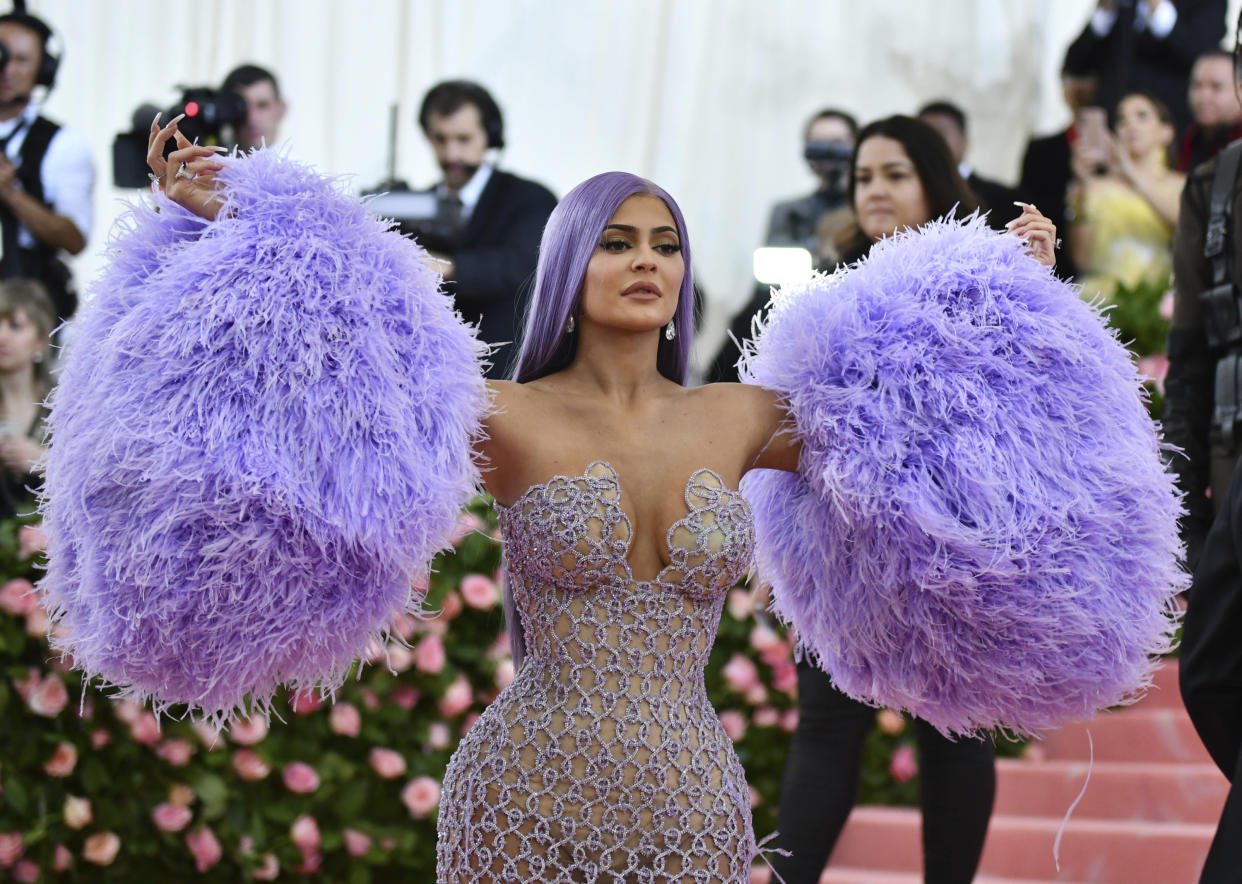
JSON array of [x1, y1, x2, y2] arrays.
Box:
[[1077, 179, 1174, 300]]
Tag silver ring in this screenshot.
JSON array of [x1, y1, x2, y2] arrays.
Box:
[[174, 163, 193, 180]]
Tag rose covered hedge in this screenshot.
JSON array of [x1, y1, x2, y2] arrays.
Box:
[[1, 500, 1018, 880]]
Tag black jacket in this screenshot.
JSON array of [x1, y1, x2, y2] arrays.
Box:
[[443, 170, 557, 379], [1182, 454, 1242, 882], [1019, 130, 1077, 279]]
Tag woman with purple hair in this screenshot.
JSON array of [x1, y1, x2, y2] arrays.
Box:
[[42, 114, 1185, 883]]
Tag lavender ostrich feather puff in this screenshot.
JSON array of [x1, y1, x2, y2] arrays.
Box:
[[740, 216, 1186, 737], [39, 150, 488, 725]]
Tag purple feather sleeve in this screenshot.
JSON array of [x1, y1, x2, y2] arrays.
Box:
[[740, 216, 1186, 738], [39, 150, 489, 726]]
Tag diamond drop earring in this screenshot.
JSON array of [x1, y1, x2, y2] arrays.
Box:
[[565, 315, 575, 335], [664, 319, 676, 341]]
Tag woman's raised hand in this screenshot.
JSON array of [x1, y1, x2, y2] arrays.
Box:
[[1006, 203, 1057, 268], [147, 113, 227, 221]]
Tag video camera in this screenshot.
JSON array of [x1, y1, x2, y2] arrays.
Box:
[[112, 87, 247, 188], [804, 140, 853, 192]]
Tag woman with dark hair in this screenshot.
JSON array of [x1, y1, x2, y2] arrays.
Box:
[[1068, 91, 1185, 300], [0, 277, 55, 517], [770, 115, 1020, 884]]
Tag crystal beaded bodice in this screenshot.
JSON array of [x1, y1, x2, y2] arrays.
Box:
[[436, 462, 758, 883]]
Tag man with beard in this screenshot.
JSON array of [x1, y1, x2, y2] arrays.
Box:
[[0, 10, 93, 324], [416, 80, 556, 379]]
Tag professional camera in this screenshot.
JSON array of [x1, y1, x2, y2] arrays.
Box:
[[111, 87, 247, 188], [364, 186, 468, 253], [804, 140, 853, 194]]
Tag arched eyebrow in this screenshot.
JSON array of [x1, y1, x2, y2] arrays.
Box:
[[603, 224, 678, 235]]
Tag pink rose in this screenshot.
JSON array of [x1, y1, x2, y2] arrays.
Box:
[[0, 578, 35, 616], [228, 716, 268, 746], [358, 687, 380, 710], [889, 744, 918, 784], [231, 749, 271, 782], [253, 853, 279, 880], [192, 722, 222, 749], [438, 675, 473, 718], [744, 684, 769, 706], [749, 785, 763, 808], [296, 850, 323, 874], [391, 685, 420, 710], [726, 588, 753, 620], [386, 643, 414, 673], [876, 709, 905, 736], [1137, 354, 1170, 397], [111, 699, 141, 724], [23, 605, 48, 638], [130, 711, 161, 747], [168, 784, 195, 807], [780, 708, 800, 732], [282, 762, 320, 794], [460, 573, 497, 610], [718, 710, 747, 742], [156, 739, 194, 767], [17, 523, 46, 558], [0, 832, 24, 867], [494, 659, 515, 691], [759, 641, 791, 668], [11, 859, 37, 882], [43, 742, 77, 777], [343, 828, 372, 857], [11, 667, 38, 703], [369, 747, 407, 779], [90, 728, 111, 750], [753, 707, 780, 728], [771, 660, 798, 695], [185, 827, 222, 873], [401, 776, 441, 818], [391, 611, 417, 640], [413, 634, 446, 674], [53, 844, 71, 872], [329, 702, 361, 737], [82, 832, 120, 866], [749, 625, 780, 652], [63, 796, 92, 829], [1159, 289, 1175, 320], [289, 689, 323, 716], [151, 802, 192, 833], [450, 511, 487, 546], [721, 654, 761, 694], [460, 712, 480, 735], [439, 591, 463, 620], [289, 815, 320, 852], [751, 864, 772, 884], [27, 673, 68, 717], [427, 722, 451, 750]]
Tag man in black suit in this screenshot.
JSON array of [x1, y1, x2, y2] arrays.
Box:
[[917, 100, 1025, 230], [417, 81, 556, 378], [1062, 0, 1227, 134], [1019, 73, 1100, 280], [1182, 454, 1242, 882]]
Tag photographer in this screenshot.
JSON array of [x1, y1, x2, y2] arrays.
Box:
[[222, 63, 286, 152], [764, 108, 857, 251], [415, 80, 556, 379], [0, 10, 93, 324]]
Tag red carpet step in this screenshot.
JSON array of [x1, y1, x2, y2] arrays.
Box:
[[816, 660, 1229, 883]]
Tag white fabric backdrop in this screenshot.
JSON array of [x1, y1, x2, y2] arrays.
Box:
[[24, 0, 1242, 367]]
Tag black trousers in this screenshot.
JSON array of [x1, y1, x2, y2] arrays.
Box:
[[769, 661, 996, 884]]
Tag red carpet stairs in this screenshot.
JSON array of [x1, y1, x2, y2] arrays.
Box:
[[817, 661, 1229, 883]]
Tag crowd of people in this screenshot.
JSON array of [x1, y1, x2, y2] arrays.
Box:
[[5, 0, 1242, 882]]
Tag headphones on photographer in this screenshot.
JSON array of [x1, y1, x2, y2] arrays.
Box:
[[418, 80, 505, 150], [0, 10, 60, 90]]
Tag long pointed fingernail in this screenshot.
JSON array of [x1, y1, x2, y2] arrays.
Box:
[[168, 113, 186, 126], [153, 111, 162, 126]]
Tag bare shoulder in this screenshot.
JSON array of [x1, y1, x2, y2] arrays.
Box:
[[691, 383, 800, 474]]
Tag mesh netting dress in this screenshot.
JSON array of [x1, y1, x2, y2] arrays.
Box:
[[436, 462, 759, 882]]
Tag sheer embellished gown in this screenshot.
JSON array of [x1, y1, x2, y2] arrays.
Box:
[[436, 462, 759, 882]]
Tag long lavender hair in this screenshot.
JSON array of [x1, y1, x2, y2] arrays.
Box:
[[510, 171, 695, 384], [503, 172, 696, 667]]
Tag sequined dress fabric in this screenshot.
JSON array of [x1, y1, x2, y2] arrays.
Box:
[[436, 462, 757, 882]]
